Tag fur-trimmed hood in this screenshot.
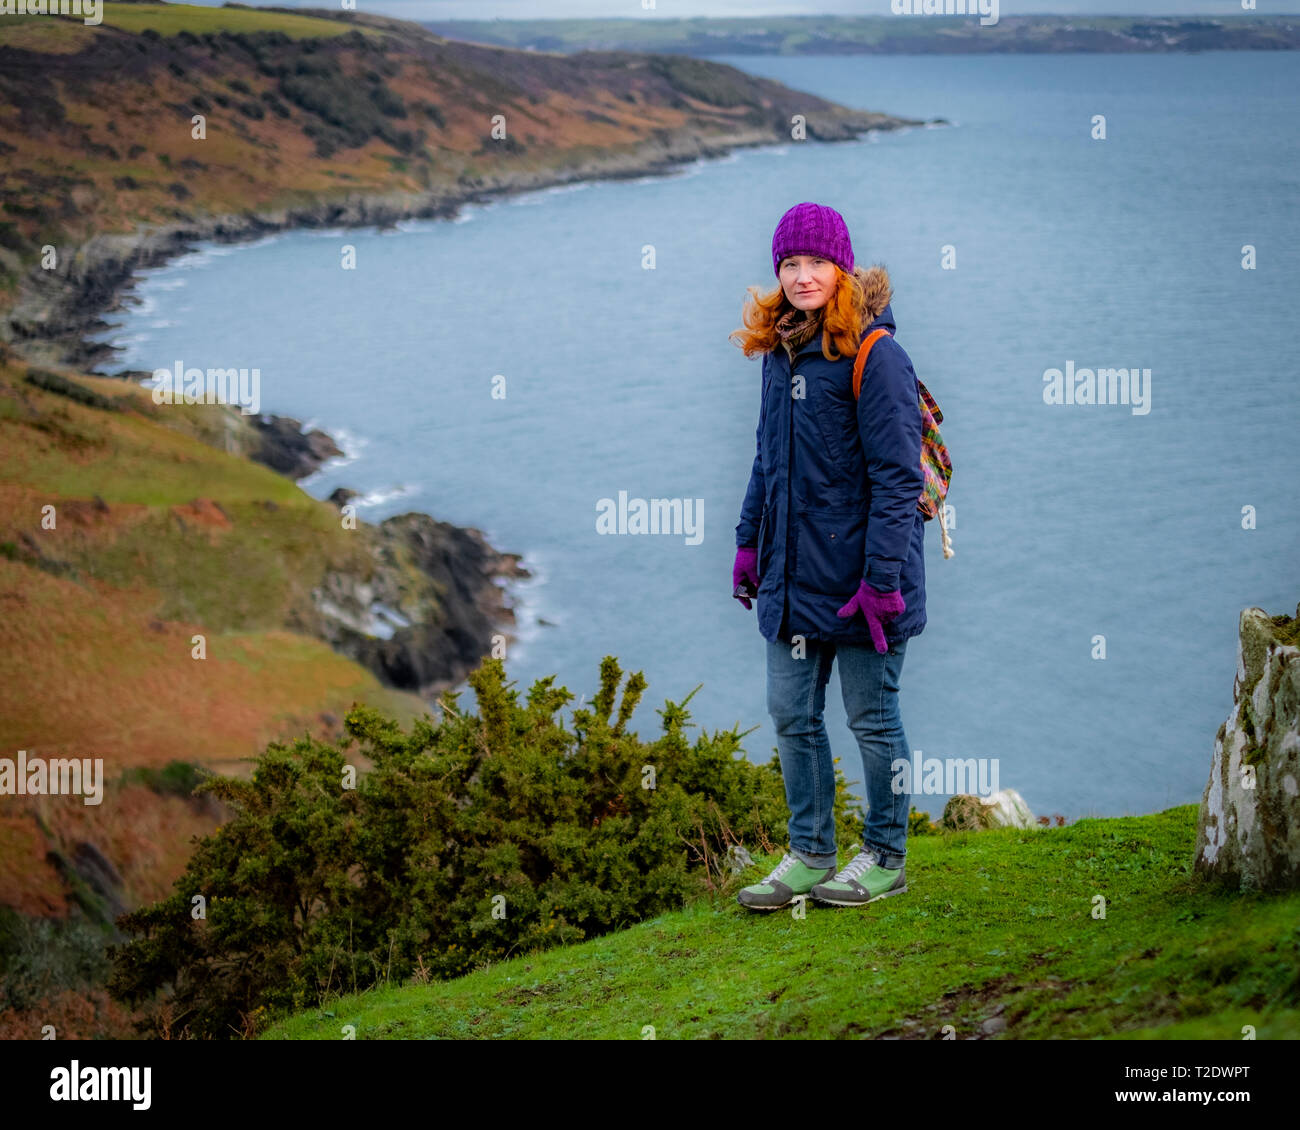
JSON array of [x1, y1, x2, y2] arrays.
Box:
[[854, 263, 893, 327], [780, 263, 895, 356]]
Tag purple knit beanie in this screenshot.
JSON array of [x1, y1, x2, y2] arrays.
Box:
[[771, 202, 854, 277]]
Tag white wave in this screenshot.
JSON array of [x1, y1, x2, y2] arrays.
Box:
[[491, 549, 551, 665], [352, 483, 421, 508], [170, 249, 218, 270], [323, 426, 368, 462], [392, 219, 443, 236], [539, 180, 593, 197], [106, 332, 149, 350]]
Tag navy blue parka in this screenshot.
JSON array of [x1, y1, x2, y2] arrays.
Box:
[[735, 264, 927, 647]]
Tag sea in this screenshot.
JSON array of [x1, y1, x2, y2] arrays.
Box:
[[92, 52, 1300, 823]]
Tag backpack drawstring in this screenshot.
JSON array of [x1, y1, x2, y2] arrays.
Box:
[[939, 512, 954, 558]]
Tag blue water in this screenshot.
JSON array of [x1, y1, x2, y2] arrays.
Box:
[[94, 53, 1300, 824]]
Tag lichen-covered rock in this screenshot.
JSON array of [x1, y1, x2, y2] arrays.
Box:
[[299, 511, 530, 699], [941, 788, 1036, 832], [1195, 604, 1300, 891]]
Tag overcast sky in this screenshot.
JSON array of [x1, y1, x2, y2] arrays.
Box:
[[214, 2, 1294, 20]]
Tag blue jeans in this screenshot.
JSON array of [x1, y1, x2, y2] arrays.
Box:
[[765, 636, 910, 871]]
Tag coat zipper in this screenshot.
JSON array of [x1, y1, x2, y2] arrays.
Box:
[[785, 340, 796, 588]]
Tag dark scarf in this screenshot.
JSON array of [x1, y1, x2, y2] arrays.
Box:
[[775, 304, 823, 355]]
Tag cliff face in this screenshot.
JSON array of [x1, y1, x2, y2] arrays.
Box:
[[1195, 604, 1300, 891]]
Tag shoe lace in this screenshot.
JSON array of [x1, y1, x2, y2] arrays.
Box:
[[762, 853, 799, 884], [834, 849, 879, 884]]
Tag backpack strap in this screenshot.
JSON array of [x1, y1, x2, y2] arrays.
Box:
[[852, 328, 892, 400]]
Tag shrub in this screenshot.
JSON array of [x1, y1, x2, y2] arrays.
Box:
[[908, 805, 939, 836], [277, 66, 412, 155], [107, 656, 857, 1038], [24, 368, 117, 411], [0, 909, 113, 1013], [121, 760, 209, 799], [260, 90, 291, 119]]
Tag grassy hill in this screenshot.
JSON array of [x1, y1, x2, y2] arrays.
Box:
[[0, 352, 428, 771], [0, 348, 436, 1037], [262, 806, 1300, 1040]]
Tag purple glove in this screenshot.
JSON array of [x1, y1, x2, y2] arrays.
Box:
[[837, 580, 905, 654], [732, 546, 759, 610]]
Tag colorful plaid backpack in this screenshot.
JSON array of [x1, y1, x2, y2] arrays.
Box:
[[852, 329, 954, 559]]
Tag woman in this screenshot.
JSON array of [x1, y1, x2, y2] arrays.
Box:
[[729, 201, 926, 911]]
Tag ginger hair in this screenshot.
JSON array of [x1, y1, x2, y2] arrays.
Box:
[[728, 265, 866, 363]]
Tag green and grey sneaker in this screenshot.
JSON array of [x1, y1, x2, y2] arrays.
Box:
[[737, 852, 835, 912], [810, 848, 907, 907]]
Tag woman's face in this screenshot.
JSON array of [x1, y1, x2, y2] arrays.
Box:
[[778, 255, 838, 311]]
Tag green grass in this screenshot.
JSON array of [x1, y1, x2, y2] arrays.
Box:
[[93, 3, 369, 40], [261, 805, 1300, 1039], [0, 357, 431, 767]]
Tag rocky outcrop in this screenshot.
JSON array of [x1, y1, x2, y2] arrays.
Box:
[[46, 840, 127, 932], [942, 789, 1037, 832], [294, 512, 530, 699], [243, 414, 343, 480], [1195, 604, 1300, 891]]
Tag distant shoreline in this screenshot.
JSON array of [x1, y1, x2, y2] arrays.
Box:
[[421, 14, 1300, 57], [8, 122, 927, 374]]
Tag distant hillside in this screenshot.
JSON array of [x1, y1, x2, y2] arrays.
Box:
[[422, 14, 1300, 56], [0, 1, 923, 362]]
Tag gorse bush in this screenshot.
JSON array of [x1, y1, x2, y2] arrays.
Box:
[[107, 656, 860, 1038], [274, 55, 416, 156], [0, 908, 112, 1013]]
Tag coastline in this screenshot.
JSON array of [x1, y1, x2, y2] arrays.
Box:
[[4, 120, 926, 372], [2, 119, 926, 705]]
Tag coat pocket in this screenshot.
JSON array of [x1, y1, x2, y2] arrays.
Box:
[[794, 507, 868, 596], [809, 383, 856, 490]]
